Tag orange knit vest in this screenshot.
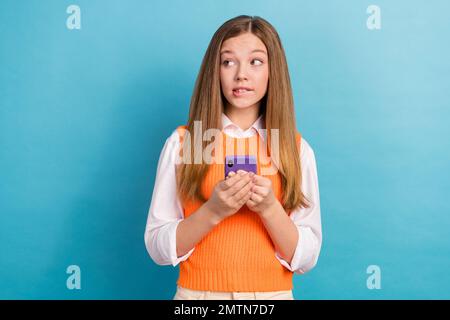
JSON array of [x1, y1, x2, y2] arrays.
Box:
[[175, 125, 301, 292]]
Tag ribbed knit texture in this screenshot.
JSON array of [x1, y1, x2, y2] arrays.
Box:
[[175, 125, 301, 292]]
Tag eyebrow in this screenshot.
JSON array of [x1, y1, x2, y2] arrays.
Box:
[[220, 49, 267, 56]]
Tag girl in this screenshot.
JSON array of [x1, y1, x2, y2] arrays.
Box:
[[144, 15, 322, 300]]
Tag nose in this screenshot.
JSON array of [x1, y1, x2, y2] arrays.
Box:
[[235, 64, 248, 81]]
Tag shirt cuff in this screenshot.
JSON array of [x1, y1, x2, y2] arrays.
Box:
[[274, 226, 318, 274], [170, 220, 195, 266]]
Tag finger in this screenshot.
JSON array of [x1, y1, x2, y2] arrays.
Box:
[[254, 175, 272, 189], [235, 189, 253, 208], [251, 174, 266, 185], [228, 173, 253, 196], [250, 192, 263, 203], [227, 170, 248, 180], [246, 198, 257, 208], [226, 171, 236, 180], [222, 170, 246, 190], [232, 179, 253, 202], [250, 185, 267, 197]]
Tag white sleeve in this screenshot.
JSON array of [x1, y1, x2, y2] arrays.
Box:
[[275, 138, 323, 274], [144, 129, 195, 266]]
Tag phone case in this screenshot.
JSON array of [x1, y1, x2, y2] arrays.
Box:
[[224, 155, 257, 178]]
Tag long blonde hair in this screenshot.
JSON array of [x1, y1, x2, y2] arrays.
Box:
[[176, 15, 311, 212]]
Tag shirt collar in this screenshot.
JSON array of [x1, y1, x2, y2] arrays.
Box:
[[221, 112, 266, 141]]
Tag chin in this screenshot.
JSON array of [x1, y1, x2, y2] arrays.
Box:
[[229, 98, 257, 108], [230, 103, 255, 109]]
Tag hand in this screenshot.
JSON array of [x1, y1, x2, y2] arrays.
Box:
[[245, 174, 278, 217], [205, 170, 255, 222]]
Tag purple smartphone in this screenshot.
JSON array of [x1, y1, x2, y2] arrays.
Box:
[[224, 155, 257, 178]]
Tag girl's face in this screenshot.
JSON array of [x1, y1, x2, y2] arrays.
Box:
[[220, 32, 269, 112]]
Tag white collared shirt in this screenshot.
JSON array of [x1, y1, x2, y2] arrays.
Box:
[[144, 112, 322, 274]]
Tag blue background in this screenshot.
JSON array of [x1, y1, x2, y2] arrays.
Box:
[[1, 0, 449, 299]]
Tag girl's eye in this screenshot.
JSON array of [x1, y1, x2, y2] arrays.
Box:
[[221, 59, 264, 66], [252, 59, 263, 66], [222, 60, 234, 66]]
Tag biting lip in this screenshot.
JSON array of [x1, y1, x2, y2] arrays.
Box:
[[232, 87, 253, 97], [232, 86, 253, 91]]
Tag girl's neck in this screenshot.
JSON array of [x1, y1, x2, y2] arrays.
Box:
[[224, 104, 261, 131]]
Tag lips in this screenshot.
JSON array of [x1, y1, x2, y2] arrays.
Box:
[[232, 87, 254, 97], [233, 87, 253, 92]]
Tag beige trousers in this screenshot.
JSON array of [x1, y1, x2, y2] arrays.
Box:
[[173, 285, 294, 300]]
